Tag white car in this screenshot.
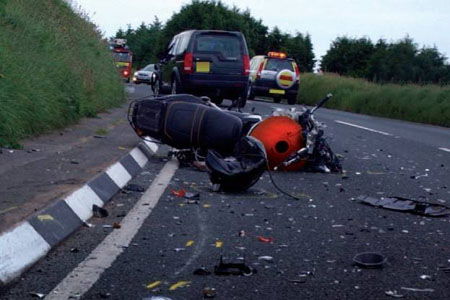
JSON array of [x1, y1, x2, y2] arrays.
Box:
[[132, 64, 157, 84]]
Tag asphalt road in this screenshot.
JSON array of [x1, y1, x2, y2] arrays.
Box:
[[1, 84, 449, 299]]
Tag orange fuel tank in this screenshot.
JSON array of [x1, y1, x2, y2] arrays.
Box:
[[249, 116, 306, 171]]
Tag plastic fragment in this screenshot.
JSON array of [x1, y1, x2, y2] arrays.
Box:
[[419, 275, 432, 280], [169, 280, 191, 291], [203, 204, 211, 208], [202, 287, 217, 298], [93, 204, 108, 218], [357, 195, 450, 217], [214, 256, 255, 276], [29, 292, 45, 298], [257, 236, 274, 243], [124, 183, 145, 192], [184, 192, 200, 200], [186, 240, 194, 247], [193, 267, 211, 275], [258, 256, 274, 262], [238, 230, 246, 237], [385, 290, 404, 298], [171, 189, 186, 197], [215, 241, 223, 248], [146, 281, 162, 289], [400, 287, 434, 292]]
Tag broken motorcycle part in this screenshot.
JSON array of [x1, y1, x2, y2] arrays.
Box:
[[92, 204, 108, 218], [358, 196, 450, 217], [353, 252, 386, 268], [214, 256, 255, 276]]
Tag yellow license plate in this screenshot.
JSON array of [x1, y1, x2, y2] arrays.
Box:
[[196, 61, 210, 73], [269, 89, 285, 95]]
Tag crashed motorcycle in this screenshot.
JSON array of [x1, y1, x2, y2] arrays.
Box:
[[128, 93, 341, 193]]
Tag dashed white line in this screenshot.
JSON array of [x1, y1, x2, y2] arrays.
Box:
[[45, 159, 179, 300], [439, 147, 450, 153], [335, 120, 393, 136]]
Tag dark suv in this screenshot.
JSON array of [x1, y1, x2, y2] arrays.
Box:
[[156, 30, 250, 106], [248, 52, 300, 105]]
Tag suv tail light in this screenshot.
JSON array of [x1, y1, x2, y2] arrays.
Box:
[[294, 63, 300, 80], [183, 52, 193, 74], [256, 61, 265, 79], [123, 70, 130, 77], [243, 55, 250, 76]]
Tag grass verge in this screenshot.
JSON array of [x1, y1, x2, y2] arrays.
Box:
[[298, 73, 450, 127], [0, 0, 125, 147]]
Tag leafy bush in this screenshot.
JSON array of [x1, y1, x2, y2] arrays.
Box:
[[299, 73, 450, 127]]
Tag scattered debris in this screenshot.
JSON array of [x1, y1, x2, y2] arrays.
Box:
[[83, 222, 94, 228], [112, 222, 121, 229], [70, 160, 79, 164], [143, 296, 172, 300], [400, 287, 434, 292], [258, 256, 274, 262], [169, 280, 191, 291], [98, 292, 111, 298], [420, 275, 433, 280], [214, 256, 255, 276], [203, 204, 211, 208], [358, 196, 450, 217], [171, 189, 186, 197], [102, 224, 113, 228], [238, 230, 246, 237], [70, 248, 79, 253], [185, 192, 200, 200], [125, 184, 145, 192], [257, 236, 274, 243], [193, 267, 211, 276], [215, 241, 223, 248], [202, 287, 217, 298], [146, 281, 162, 289], [186, 240, 194, 247], [29, 292, 45, 298], [353, 252, 386, 268], [174, 248, 186, 252], [385, 290, 405, 298], [438, 266, 450, 273], [93, 205, 109, 218]]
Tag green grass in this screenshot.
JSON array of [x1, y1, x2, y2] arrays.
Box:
[[0, 0, 125, 147], [298, 73, 450, 127]]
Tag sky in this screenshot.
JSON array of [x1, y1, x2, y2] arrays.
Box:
[[72, 0, 450, 64]]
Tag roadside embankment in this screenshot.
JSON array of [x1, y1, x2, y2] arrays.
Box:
[[298, 73, 450, 127], [0, 0, 125, 148]]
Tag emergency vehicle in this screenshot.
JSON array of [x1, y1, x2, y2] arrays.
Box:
[[110, 38, 133, 82]]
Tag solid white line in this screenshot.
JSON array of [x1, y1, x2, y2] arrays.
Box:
[[64, 185, 104, 222], [439, 147, 450, 153], [335, 120, 393, 136], [130, 147, 148, 168], [0, 222, 51, 284], [45, 159, 179, 300], [105, 162, 132, 188]]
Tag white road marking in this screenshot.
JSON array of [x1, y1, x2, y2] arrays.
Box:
[[335, 120, 393, 136], [64, 186, 104, 222], [105, 162, 132, 188], [0, 222, 51, 284], [130, 147, 148, 168], [45, 159, 179, 300], [439, 147, 450, 153]]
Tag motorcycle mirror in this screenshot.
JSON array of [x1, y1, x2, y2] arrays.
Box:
[[150, 72, 157, 86]]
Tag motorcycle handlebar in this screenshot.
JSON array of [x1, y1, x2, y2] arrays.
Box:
[[310, 93, 333, 114]]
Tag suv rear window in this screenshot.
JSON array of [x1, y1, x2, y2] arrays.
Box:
[[264, 58, 294, 72], [194, 34, 242, 58]]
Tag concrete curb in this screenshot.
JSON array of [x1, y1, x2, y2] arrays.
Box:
[[0, 139, 162, 285]]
